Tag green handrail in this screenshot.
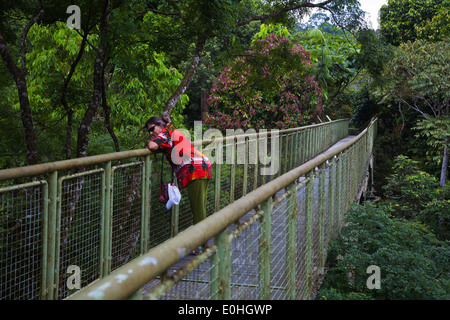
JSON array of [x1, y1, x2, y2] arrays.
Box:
[[0, 118, 367, 300]]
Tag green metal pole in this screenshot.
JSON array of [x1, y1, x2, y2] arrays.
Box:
[[210, 247, 219, 300], [145, 157, 152, 240], [55, 177, 63, 299], [337, 152, 344, 227], [215, 229, 231, 299], [330, 157, 336, 240], [41, 182, 49, 300], [99, 170, 106, 278], [276, 134, 282, 179], [104, 161, 112, 275], [215, 162, 222, 212], [305, 170, 314, 299], [258, 199, 272, 300], [289, 133, 294, 171], [243, 138, 248, 196], [127, 289, 143, 300], [230, 138, 236, 203], [318, 163, 325, 275], [141, 156, 151, 253], [286, 182, 297, 299], [284, 134, 288, 174], [299, 131, 304, 164], [171, 180, 179, 237], [253, 137, 259, 190], [46, 171, 57, 300], [308, 128, 312, 161]]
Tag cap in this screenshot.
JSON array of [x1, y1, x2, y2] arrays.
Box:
[[166, 183, 181, 210]]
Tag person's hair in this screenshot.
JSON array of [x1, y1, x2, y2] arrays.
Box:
[[144, 116, 169, 129]]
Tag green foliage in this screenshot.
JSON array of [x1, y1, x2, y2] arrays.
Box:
[[354, 28, 393, 82], [379, 39, 450, 184], [4, 18, 189, 160], [414, 116, 450, 166], [383, 155, 450, 240], [204, 30, 323, 131], [297, 13, 344, 36], [0, 86, 25, 168], [318, 288, 374, 300], [350, 85, 382, 129], [416, 4, 450, 41], [292, 28, 359, 103], [380, 0, 447, 46], [381, 39, 450, 110], [319, 202, 450, 300], [253, 23, 291, 40], [292, 27, 392, 121], [383, 155, 440, 217]]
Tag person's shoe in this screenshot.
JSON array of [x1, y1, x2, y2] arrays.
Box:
[[190, 246, 204, 255]]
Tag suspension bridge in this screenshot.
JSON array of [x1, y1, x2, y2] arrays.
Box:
[[0, 118, 377, 300]]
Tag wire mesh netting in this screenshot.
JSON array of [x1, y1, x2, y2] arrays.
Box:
[[270, 192, 289, 300], [143, 245, 220, 300], [295, 179, 308, 299], [57, 170, 103, 299], [111, 163, 144, 271], [0, 182, 46, 300], [0, 119, 378, 300], [228, 210, 262, 300]]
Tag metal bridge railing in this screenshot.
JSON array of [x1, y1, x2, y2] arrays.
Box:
[[0, 119, 350, 300], [63, 118, 376, 300]]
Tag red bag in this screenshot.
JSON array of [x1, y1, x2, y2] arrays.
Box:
[[158, 182, 169, 203]]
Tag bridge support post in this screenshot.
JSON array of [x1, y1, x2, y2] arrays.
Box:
[[45, 171, 58, 300], [243, 138, 248, 196], [171, 184, 179, 237], [318, 163, 326, 275], [335, 153, 343, 230], [141, 156, 151, 253], [214, 162, 221, 212], [286, 182, 297, 299], [102, 161, 113, 277], [258, 199, 272, 300], [330, 156, 337, 239], [215, 230, 231, 299], [229, 138, 236, 203], [305, 170, 314, 299]]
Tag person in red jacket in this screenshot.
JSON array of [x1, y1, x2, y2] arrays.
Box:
[[145, 116, 212, 253]]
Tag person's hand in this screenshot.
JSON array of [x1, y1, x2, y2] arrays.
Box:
[[162, 115, 171, 126]]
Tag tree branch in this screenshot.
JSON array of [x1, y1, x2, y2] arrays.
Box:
[[76, 0, 110, 160], [102, 62, 121, 152], [20, 6, 45, 71], [61, 30, 89, 160], [0, 2, 46, 165], [235, 0, 333, 27], [162, 34, 207, 117]]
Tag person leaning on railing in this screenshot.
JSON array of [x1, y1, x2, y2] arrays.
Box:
[[145, 116, 212, 254]]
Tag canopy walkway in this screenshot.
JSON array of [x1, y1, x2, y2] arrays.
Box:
[[0, 118, 377, 300]]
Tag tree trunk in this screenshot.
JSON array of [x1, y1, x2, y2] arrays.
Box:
[[201, 88, 209, 121], [15, 76, 38, 166], [76, 0, 110, 160], [0, 6, 45, 166], [62, 30, 90, 160], [57, 0, 111, 297], [440, 139, 449, 188], [102, 64, 121, 152], [162, 35, 207, 118]]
